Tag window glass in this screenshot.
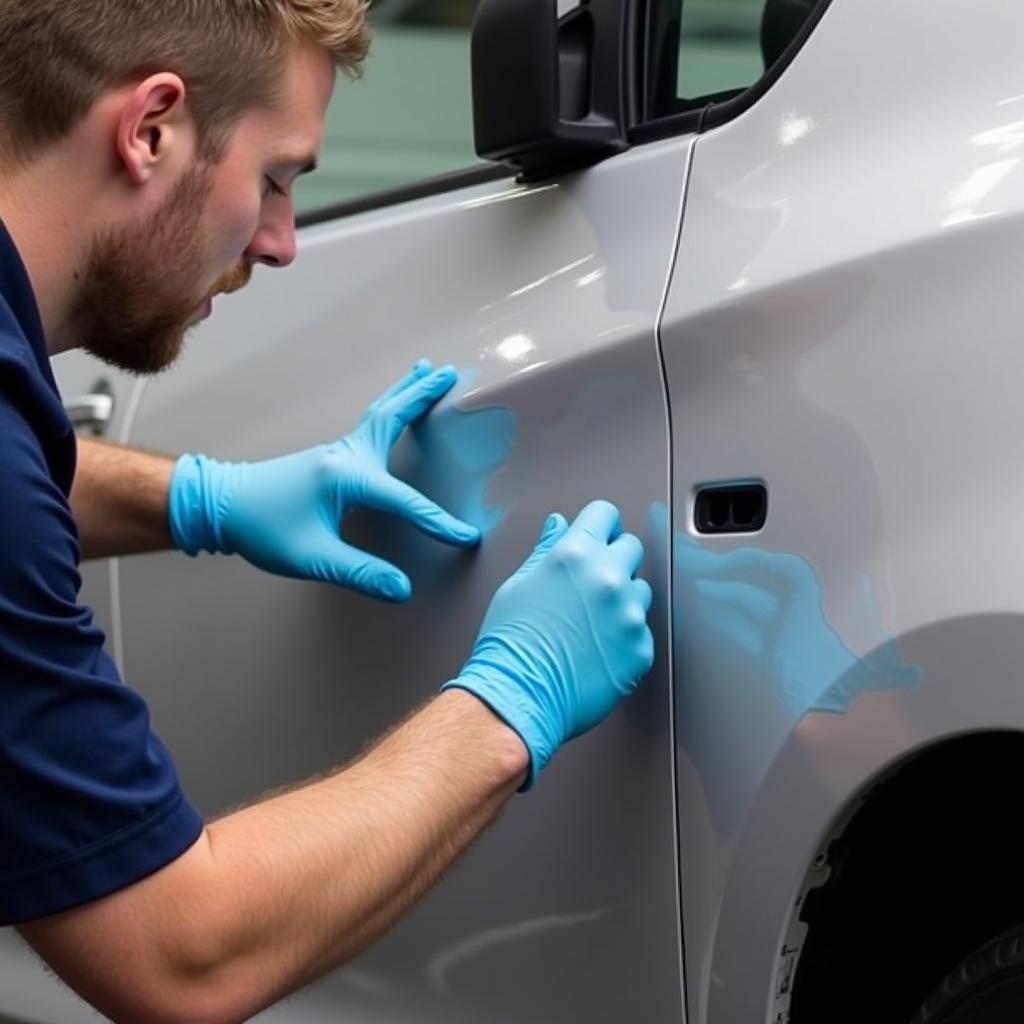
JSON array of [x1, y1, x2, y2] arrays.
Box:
[[296, 0, 823, 213], [652, 0, 820, 117], [294, 0, 482, 215], [677, 0, 766, 101]]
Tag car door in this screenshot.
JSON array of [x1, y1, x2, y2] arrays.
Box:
[[112, 104, 690, 1024], [0, 4, 689, 1023]]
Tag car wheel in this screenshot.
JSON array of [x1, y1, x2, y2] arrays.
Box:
[[911, 926, 1024, 1022]]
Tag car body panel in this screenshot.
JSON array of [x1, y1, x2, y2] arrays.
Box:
[[0, 137, 694, 1020], [127, 142, 692, 1024], [659, 0, 1024, 1019], [45, 352, 141, 657]]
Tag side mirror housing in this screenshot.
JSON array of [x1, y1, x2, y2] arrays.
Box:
[[472, 0, 635, 180]]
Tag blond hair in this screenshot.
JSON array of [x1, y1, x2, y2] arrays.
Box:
[[0, 0, 371, 166]]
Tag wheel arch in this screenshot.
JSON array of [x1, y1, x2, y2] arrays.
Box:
[[780, 727, 1024, 1022], [696, 612, 1024, 1022]]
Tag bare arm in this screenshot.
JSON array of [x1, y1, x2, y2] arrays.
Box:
[[20, 689, 528, 1024], [69, 366, 487, 584], [70, 437, 175, 559]]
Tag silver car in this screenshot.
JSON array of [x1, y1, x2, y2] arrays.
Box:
[[5, 0, 1023, 1020]]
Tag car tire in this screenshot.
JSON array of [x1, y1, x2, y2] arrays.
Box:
[[911, 925, 1024, 1022]]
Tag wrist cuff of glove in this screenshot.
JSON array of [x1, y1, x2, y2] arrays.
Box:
[[440, 676, 557, 793], [168, 454, 226, 557]]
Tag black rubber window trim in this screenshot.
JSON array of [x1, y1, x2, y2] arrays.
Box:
[[296, 163, 513, 229], [630, 0, 834, 146]]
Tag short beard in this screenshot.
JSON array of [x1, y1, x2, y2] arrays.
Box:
[[71, 165, 215, 376]]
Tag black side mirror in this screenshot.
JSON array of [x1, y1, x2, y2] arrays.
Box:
[[471, 0, 635, 180]]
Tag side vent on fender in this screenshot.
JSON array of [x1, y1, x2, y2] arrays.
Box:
[[694, 483, 768, 535]]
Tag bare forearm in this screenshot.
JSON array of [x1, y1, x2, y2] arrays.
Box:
[[199, 691, 524, 1000], [22, 689, 528, 1023], [71, 437, 176, 558]]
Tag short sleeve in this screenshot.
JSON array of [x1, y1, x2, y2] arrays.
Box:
[[0, 374, 203, 926]]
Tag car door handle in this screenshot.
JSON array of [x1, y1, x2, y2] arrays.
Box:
[[694, 482, 768, 534], [65, 380, 115, 436]]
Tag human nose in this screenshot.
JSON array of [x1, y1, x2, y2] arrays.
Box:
[[245, 200, 297, 269]]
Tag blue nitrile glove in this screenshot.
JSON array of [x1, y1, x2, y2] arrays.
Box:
[[442, 500, 655, 790], [167, 360, 480, 601]]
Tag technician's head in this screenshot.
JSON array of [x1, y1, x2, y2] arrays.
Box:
[[0, 0, 370, 373]]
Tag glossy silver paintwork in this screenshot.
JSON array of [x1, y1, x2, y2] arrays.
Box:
[[135, 143, 691, 1023], [9, 0, 1024, 1019], [0, 138, 694, 1021], [660, 0, 1024, 1019]]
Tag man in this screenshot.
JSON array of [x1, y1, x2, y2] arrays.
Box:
[[0, 1, 654, 1020]]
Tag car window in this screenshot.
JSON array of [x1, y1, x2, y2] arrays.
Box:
[[651, 0, 822, 117], [296, 0, 824, 216], [294, 0, 481, 215], [677, 0, 766, 100]]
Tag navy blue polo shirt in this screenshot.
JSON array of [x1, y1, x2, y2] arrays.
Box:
[[0, 220, 203, 925]]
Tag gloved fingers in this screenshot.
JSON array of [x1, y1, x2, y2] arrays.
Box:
[[512, 512, 570, 579], [362, 473, 481, 547], [608, 532, 645, 576], [374, 365, 458, 447], [632, 577, 654, 613], [636, 627, 656, 678], [538, 511, 570, 547], [569, 499, 622, 544], [360, 359, 434, 423], [320, 543, 413, 603]]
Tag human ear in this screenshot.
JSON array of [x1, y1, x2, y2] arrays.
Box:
[[116, 73, 191, 185]]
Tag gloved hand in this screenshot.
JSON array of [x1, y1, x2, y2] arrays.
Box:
[[443, 500, 654, 790], [167, 360, 480, 601]]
